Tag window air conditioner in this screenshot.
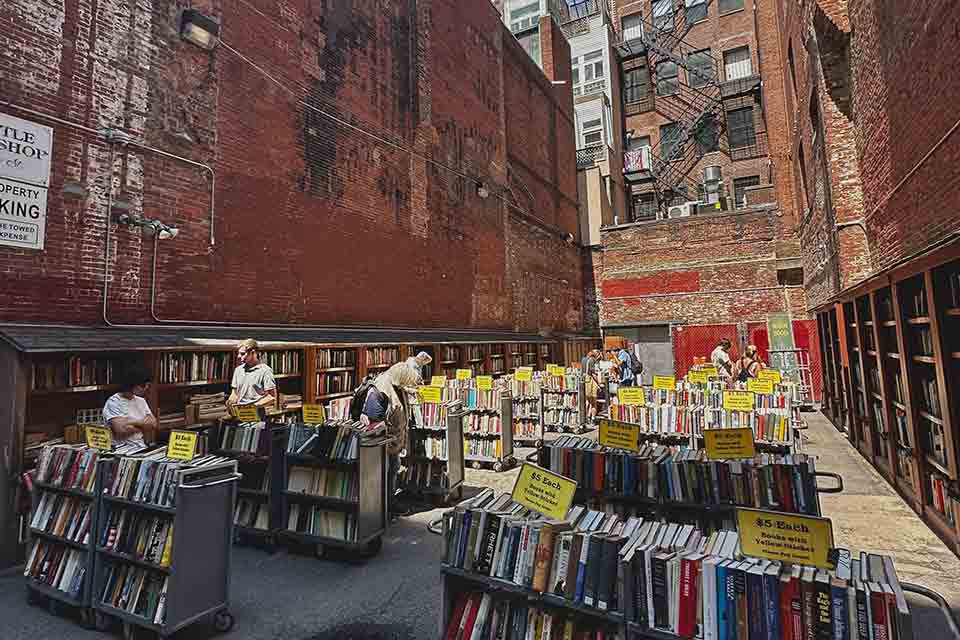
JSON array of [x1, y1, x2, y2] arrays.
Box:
[[667, 202, 698, 218]]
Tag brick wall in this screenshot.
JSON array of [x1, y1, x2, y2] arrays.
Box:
[[0, 0, 583, 332]]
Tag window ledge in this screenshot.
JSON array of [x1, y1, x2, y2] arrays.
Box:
[[718, 8, 747, 17]]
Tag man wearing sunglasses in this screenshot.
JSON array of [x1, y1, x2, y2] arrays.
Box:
[[227, 338, 277, 418]]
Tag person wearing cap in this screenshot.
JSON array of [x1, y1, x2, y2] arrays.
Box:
[[227, 338, 277, 417], [404, 351, 433, 383]]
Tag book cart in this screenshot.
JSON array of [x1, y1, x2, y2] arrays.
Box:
[[92, 455, 240, 639], [210, 420, 287, 551], [278, 421, 390, 559], [540, 380, 589, 436], [462, 390, 516, 472], [402, 396, 466, 504]]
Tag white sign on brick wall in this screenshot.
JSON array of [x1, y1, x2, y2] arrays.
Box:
[[1, 112, 53, 250]]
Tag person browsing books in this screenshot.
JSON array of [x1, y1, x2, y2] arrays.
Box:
[[401, 351, 433, 384], [710, 338, 734, 380], [734, 344, 764, 381], [102, 365, 156, 448], [227, 339, 277, 416]]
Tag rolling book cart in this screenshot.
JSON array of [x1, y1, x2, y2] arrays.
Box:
[[402, 398, 466, 503], [210, 420, 287, 551], [279, 420, 390, 559], [463, 390, 516, 472], [540, 381, 589, 435], [512, 393, 542, 448], [92, 456, 240, 639]]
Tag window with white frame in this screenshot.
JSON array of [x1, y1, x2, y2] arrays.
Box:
[[687, 49, 715, 88], [582, 50, 604, 83], [622, 13, 644, 42], [723, 46, 752, 80], [652, 0, 674, 31], [685, 0, 708, 24], [581, 118, 604, 147], [510, 1, 541, 33]]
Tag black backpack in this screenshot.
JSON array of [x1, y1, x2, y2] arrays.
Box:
[[627, 350, 644, 376], [349, 374, 377, 421]]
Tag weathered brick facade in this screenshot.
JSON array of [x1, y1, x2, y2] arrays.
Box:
[[0, 0, 583, 333]]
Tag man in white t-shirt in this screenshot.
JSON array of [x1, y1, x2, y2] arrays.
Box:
[[710, 338, 734, 380], [103, 365, 156, 447], [227, 339, 277, 417]]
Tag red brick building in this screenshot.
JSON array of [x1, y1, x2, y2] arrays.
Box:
[[783, 0, 960, 555], [0, 0, 583, 334]]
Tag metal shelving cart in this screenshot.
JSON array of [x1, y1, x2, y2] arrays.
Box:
[[512, 393, 543, 448], [402, 399, 465, 503], [462, 391, 515, 472], [92, 457, 240, 639], [540, 380, 589, 435]]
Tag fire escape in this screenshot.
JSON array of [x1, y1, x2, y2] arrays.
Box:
[[617, 0, 728, 213]]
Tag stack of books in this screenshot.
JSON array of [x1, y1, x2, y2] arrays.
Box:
[[158, 411, 186, 431], [327, 397, 352, 421], [35, 444, 101, 492], [288, 465, 358, 501], [98, 509, 174, 567], [31, 493, 95, 543], [220, 422, 269, 454], [23, 540, 87, 598], [100, 564, 168, 625], [103, 449, 231, 509], [287, 421, 361, 462], [186, 392, 228, 423], [442, 592, 622, 639], [280, 393, 303, 411]]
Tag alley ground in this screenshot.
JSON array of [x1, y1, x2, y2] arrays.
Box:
[[1, 412, 958, 639]]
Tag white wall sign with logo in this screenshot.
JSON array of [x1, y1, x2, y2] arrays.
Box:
[[0, 112, 53, 250], [0, 178, 47, 249]]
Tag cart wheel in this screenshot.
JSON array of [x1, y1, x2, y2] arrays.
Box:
[[471, 461, 481, 470], [314, 543, 326, 559], [79, 607, 96, 630], [366, 536, 383, 556], [535, 439, 543, 449], [492, 461, 503, 472], [95, 610, 113, 631], [213, 610, 235, 633]]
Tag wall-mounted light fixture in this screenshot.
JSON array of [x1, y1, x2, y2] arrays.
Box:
[[115, 213, 180, 240], [476, 182, 490, 199], [181, 9, 220, 50]]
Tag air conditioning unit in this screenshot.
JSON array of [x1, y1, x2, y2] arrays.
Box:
[[667, 202, 698, 219]]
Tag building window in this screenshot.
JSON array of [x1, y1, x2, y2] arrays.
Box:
[[623, 66, 650, 104], [685, 0, 708, 24], [777, 267, 804, 286], [622, 13, 644, 42], [632, 193, 659, 221], [695, 117, 719, 154], [657, 61, 679, 96], [582, 50, 604, 82], [517, 30, 541, 66], [719, 0, 745, 13], [726, 107, 756, 148], [628, 135, 651, 151], [572, 66, 580, 85], [652, 0, 674, 31], [723, 46, 752, 80], [688, 49, 715, 88], [660, 122, 682, 161], [733, 175, 761, 209], [581, 118, 604, 147], [510, 1, 541, 33]]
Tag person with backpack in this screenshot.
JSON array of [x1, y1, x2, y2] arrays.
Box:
[[734, 345, 764, 382], [616, 343, 642, 387]]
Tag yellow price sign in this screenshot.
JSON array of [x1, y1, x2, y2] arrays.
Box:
[[511, 463, 577, 521], [476, 376, 493, 391], [84, 425, 112, 451], [515, 367, 533, 382], [167, 430, 198, 461], [757, 369, 783, 384], [418, 386, 443, 404], [430, 375, 447, 387], [598, 419, 640, 452], [652, 375, 676, 391], [703, 427, 757, 460], [701, 365, 719, 377], [302, 404, 325, 424], [687, 370, 708, 384], [547, 364, 565, 377], [235, 405, 260, 422], [723, 390, 756, 412], [736, 508, 836, 569], [617, 387, 646, 406], [747, 378, 775, 394], [456, 368, 473, 380]]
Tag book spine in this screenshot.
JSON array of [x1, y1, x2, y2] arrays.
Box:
[[652, 556, 669, 629], [832, 584, 848, 640]]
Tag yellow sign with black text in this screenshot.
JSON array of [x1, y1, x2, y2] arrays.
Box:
[[747, 378, 775, 395], [701, 365, 719, 377], [547, 364, 565, 377], [703, 428, 757, 460], [476, 376, 493, 391], [456, 369, 473, 380], [617, 387, 646, 405], [167, 430, 198, 461], [723, 390, 756, 412], [511, 463, 577, 521], [736, 508, 836, 569], [418, 386, 443, 404], [431, 375, 447, 387], [235, 405, 260, 422], [515, 367, 533, 382], [687, 370, 709, 384], [84, 425, 112, 451], [302, 404, 325, 424], [598, 419, 640, 452], [757, 369, 783, 384], [653, 375, 676, 391]]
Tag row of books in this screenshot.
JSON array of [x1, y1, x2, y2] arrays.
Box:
[[465, 414, 503, 435], [443, 591, 621, 640], [542, 372, 581, 392], [543, 408, 580, 429], [514, 420, 540, 440], [220, 422, 269, 454], [441, 346, 461, 362], [917, 376, 941, 417], [104, 449, 231, 508], [704, 410, 791, 444], [929, 473, 957, 524], [465, 439, 503, 460], [367, 346, 400, 366], [456, 389, 501, 410], [914, 326, 933, 356], [188, 391, 229, 422], [316, 371, 355, 396], [315, 348, 357, 369], [31, 494, 95, 544], [235, 498, 269, 530], [413, 401, 449, 429], [260, 349, 301, 375], [514, 400, 540, 419], [35, 444, 101, 493], [286, 504, 357, 540], [158, 411, 187, 431], [32, 356, 119, 390], [24, 541, 87, 599], [466, 345, 485, 361], [543, 392, 578, 409], [921, 419, 947, 467], [408, 433, 448, 460], [400, 460, 451, 491], [288, 465, 358, 500], [99, 509, 173, 567], [100, 563, 168, 624], [610, 404, 706, 435], [157, 352, 231, 384], [328, 397, 352, 421], [543, 437, 820, 514], [289, 421, 361, 461]]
